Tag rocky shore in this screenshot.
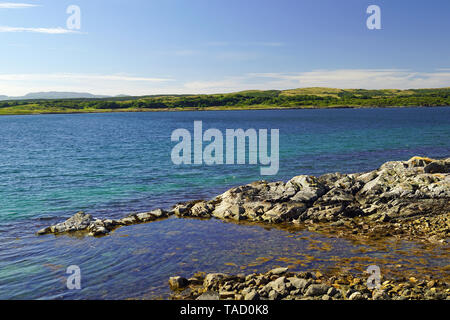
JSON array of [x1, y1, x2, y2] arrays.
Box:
[[36, 156, 449, 300], [168, 267, 449, 300], [37, 156, 450, 243]]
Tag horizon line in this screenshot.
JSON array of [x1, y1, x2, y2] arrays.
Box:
[[2, 85, 450, 101]]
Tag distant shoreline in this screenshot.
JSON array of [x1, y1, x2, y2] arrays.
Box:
[[1, 87, 449, 116], [1, 104, 449, 117]]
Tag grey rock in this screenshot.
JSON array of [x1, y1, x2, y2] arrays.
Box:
[[196, 291, 220, 300], [287, 277, 311, 291], [136, 209, 167, 221], [219, 291, 235, 299], [37, 211, 92, 235], [305, 284, 330, 297], [244, 291, 260, 300], [348, 291, 365, 300], [203, 273, 227, 289], [268, 290, 280, 300], [119, 215, 137, 225], [88, 225, 108, 236], [187, 277, 203, 285], [190, 201, 214, 217], [327, 286, 339, 297], [168, 276, 189, 290], [150, 208, 167, 218], [136, 212, 155, 222], [269, 267, 288, 275], [268, 276, 286, 294], [172, 203, 191, 216]]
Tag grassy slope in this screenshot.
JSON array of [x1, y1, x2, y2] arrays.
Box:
[[1, 87, 449, 115]]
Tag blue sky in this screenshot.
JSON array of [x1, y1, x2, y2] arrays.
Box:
[[0, 0, 449, 96]]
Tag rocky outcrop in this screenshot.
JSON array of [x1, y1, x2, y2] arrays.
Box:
[[169, 156, 450, 242], [188, 156, 450, 225], [36, 211, 93, 235], [36, 209, 170, 236], [170, 268, 449, 300], [37, 156, 449, 240]]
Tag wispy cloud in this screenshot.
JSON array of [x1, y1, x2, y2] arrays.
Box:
[[183, 78, 245, 92], [0, 73, 176, 96], [1, 69, 449, 97], [183, 69, 450, 93], [0, 26, 80, 34], [0, 2, 39, 9], [246, 69, 450, 90], [0, 3, 81, 35]]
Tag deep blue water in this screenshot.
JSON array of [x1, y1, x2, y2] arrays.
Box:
[[0, 108, 449, 299]]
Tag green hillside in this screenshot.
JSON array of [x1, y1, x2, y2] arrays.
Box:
[[1, 87, 449, 115]]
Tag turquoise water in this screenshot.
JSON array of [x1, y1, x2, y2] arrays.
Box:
[[0, 108, 449, 299]]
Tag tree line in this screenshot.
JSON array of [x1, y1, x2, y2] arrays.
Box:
[[1, 88, 450, 110]]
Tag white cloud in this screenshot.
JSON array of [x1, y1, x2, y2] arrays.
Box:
[[246, 69, 450, 90], [0, 26, 80, 34], [1, 69, 449, 97], [183, 78, 245, 92], [0, 73, 175, 96], [181, 69, 450, 94], [0, 3, 80, 35], [0, 2, 38, 9]]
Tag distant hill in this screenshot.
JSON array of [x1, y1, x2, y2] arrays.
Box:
[[0, 92, 111, 101], [0, 87, 449, 115]]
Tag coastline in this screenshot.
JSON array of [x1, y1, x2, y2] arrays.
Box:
[[2, 87, 450, 116], [1, 104, 449, 117]]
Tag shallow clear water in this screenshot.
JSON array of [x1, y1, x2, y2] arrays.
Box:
[[0, 108, 449, 299]]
